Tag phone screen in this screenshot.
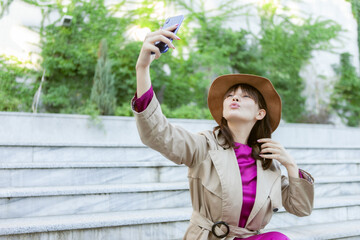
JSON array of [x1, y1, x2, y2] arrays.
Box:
[[153, 15, 184, 54]]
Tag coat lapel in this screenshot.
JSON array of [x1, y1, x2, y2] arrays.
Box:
[[245, 160, 280, 226], [209, 148, 242, 227]]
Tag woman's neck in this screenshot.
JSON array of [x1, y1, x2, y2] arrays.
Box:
[[227, 121, 255, 145]]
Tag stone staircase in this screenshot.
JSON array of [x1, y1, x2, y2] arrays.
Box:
[[0, 112, 359, 240]]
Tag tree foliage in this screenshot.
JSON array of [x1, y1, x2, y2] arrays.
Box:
[[1, 0, 355, 126], [39, 0, 129, 113], [331, 53, 360, 127], [90, 38, 116, 115], [0, 55, 37, 111], [253, 4, 342, 122]]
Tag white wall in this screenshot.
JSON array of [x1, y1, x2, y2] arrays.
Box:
[[292, 0, 359, 118], [0, 0, 358, 124], [0, 0, 42, 68]]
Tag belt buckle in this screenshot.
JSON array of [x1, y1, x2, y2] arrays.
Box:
[[211, 221, 230, 238]]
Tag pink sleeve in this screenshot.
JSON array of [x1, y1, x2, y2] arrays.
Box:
[[299, 169, 304, 179], [299, 169, 314, 184], [132, 86, 154, 112]]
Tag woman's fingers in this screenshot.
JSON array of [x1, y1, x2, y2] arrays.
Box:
[[163, 24, 181, 39], [146, 35, 175, 49], [164, 24, 179, 32], [136, 24, 180, 69], [260, 147, 280, 154], [146, 26, 180, 40], [257, 138, 297, 167], [260, 142, 279, 150], [257, 138, 279, 144], [156, 28, 180, 40], [259, 153, 279, 159], [146, 44, 161, 59], [143, 26, 180, 55]]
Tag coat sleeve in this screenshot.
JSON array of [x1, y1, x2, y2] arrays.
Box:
[[132, 94, 208, 168], [281, 169, 315, 216]]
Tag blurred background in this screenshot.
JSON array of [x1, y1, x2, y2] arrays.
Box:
[[0, 0, 359, 125], [1, 1, 360, 239]]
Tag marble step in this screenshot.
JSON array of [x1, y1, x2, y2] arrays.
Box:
[[1, 144, 360, 163], [1, 159, 360, 187], [264, 219, 360, 240], [280, 159, 360, 178], [0, 178, 359, 219], [266, 194, 360, 229], [0, 207, 192, 239], [0, 161, 187, 187], [0, 182, 191, 219], [0, 206, 359, 240], [313, 175, 360, 197], [0, 145, 160, 163]]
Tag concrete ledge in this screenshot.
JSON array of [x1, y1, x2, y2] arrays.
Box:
[[1, 111, 360, 147]]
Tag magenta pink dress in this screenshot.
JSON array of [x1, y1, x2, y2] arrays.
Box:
[[233, 142, 290, 240], [132, 87, 307, 239]]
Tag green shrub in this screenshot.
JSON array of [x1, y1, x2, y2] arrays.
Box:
[[39, 0, 129, 113], [115, 102, 134, 117], [169, 0, 341, 122], [249, 3, 341, 122], [161, 103, 213, 119], [0, 55, 37, 112], [90, 39, 116, 115], [331, 53, 360, 126], [0, 0, 344, 124]]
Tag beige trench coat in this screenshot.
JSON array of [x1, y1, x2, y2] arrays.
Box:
[[132, 95, 314, 240]]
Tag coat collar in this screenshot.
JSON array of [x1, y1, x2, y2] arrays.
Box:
[[209, 148, 242, 227], [208, 144, 280, 228]]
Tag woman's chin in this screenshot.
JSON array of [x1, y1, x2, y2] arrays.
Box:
[[224, 115, 251, 124]]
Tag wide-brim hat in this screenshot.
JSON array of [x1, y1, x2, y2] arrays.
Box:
[[207, 74, 282, 133]]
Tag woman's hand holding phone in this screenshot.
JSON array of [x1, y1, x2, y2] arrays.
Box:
[[136, 16, 183, 98], [136, 25, 180, 70]]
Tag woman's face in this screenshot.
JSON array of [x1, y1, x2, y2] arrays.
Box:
[[222, 86, 266, 124]]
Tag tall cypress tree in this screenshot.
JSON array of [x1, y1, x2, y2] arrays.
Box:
[[91, 38, 116, 115]]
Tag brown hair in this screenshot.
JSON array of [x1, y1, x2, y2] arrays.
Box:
[[213, 84, 273, 170]]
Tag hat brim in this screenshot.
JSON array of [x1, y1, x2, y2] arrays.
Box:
[[207, 74, 282, 133]]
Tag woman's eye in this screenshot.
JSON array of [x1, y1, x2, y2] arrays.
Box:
[[227, 94, 233, 98], [243, 95, 250, 98]]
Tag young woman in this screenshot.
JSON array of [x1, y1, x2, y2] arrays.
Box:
[[132, 24, 314, 240]]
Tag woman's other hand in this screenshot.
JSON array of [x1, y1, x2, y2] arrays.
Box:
[[136, 24, 180, 70], [257, 138, 299, 177]]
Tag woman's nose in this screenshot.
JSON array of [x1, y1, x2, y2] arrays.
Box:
[[232, 96, 239, 102]]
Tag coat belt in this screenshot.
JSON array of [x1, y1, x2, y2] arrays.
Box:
[[190, 211, 259, 239]]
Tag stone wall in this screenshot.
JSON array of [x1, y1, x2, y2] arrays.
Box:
[[1, 111, 359, 147]]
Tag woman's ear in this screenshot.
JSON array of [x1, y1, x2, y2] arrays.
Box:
[[256, 109, 266, 120]]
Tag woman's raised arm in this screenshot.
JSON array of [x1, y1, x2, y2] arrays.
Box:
[[132, 24, 208, 168], [135, 24, 180, 97]]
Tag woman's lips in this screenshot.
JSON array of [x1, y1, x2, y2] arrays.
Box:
[[230, 103, 240, 109]]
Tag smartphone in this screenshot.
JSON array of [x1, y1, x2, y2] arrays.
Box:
[[151, 15, 184, 55]]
